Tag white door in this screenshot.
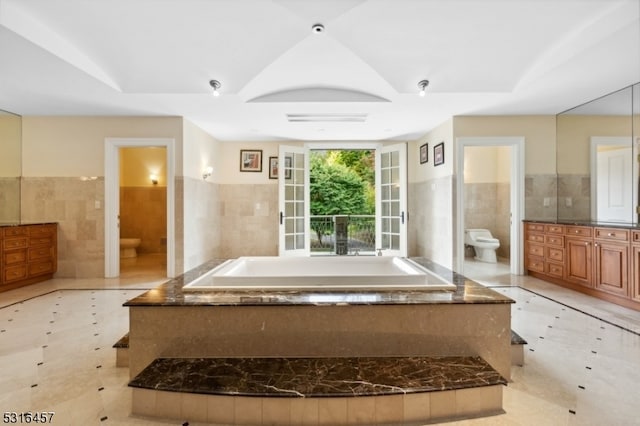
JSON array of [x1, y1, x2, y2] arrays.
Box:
[[375, 143, 407, 257], [278, 145, 310, 256], [596, 147, 633, 222]]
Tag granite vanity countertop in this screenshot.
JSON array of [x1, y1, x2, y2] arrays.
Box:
[[523, 219, 640, 229], [124, 257, 514, 307], [0, 222, 58, 227]]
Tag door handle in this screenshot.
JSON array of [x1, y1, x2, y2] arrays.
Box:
[[401, 211, 405, 224], [279, 212, 284, 225]]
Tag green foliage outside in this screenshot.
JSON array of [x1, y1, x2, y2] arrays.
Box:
[[310, 150, 375, 246]]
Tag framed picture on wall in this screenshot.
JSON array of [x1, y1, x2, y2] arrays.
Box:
[[240, 149, 262, 172], [268, 156, 278, 179], [420, 143, 428, 164], [434, 142, 444, 166]]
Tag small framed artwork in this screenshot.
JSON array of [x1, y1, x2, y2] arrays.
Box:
[[434, 142, 445, 166], [419, 143, 428, 164], [240, 149, 262, 172], [268, 156, 278, 179]]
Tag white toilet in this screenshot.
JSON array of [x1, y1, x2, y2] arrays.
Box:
[[120, 238, 141, 258], [465, 229, 500, 263]]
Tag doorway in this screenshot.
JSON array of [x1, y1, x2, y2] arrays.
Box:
[[278, 142, 407, 257], [104, 138, 176, 278], [456, 137, 524, 278]]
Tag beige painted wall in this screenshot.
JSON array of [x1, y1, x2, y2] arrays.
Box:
[[0, 113, 21, 177], [22, 116, 184, 176], [120, 147, 167, 187], [464, 146, 511, 183], [453, 115, 556, 175], [556, 115, 632, 174], [409, 119, 454, 183]]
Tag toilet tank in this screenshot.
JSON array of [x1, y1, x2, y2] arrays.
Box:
[[465, 229, 494, 242]]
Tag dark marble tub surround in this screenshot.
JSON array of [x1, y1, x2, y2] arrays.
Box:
[[124, 257, 513, 307], [129, 356, 507, 398]]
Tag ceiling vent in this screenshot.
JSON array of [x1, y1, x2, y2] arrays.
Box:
[[286, 113, 367, 123]]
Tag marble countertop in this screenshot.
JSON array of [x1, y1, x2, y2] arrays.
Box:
[[124, 257, 513, 307], [524, 219, 640, 229], [128, 355, 507, 397], [0, 222, 58, 227]]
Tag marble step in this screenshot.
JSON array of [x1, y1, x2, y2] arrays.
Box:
[[129, 356, 507, 425], [112, 333, 129, 367], [511, 330, 528, 367]]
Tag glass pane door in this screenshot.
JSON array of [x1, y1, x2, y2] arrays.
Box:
[[376, 143, 407, 257], [279, 145, 309, 256]]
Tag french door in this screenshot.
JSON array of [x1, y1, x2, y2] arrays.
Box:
[[278, 145, 310, 256], [375, 143, 407, 257]]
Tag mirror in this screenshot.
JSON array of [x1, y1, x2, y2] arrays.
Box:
[[556, 84, 637, 223], [0, 109, 22, 224]]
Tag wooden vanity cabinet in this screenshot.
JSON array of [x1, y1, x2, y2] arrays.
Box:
[[632, 231, 640, 302], [593, 228, 629, 297], [1, 224, 57, 292], [564, 226, 593, 288], [525, 221, 640, 311]]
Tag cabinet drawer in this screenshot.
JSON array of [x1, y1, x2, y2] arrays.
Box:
[[545, 235, 564, 247], [527, 243, 544, 257], [29, 236, 54, 247], [595, 228, 629, 242], [545, 224, 565, 234], [29, 261, 54, 276], [3, 237, 28, 251], [566, 226, 592, 237], [546, 262, 564, 278], [4, 249, 27, 265], [526, 223, 545, 232], [29, 225, 55, 237], [546, 247, 564, 262], [3, 227, 28, 237], [4, 265, 27, 283], [527, 256, 545, 273], [28, 246, 53, 261], [527, 233, 544, 243]]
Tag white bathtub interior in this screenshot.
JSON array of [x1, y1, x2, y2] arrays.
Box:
[[182, 256, 457, 291]]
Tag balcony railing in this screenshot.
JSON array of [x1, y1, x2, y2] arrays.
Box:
[[310, 215, 375, 255]]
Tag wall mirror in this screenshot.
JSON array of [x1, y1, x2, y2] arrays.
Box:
[[0, 109, 22, 224], [556, 83, 639, 224]]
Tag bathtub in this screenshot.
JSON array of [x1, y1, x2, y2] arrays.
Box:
[[182, 256, 456, 291]]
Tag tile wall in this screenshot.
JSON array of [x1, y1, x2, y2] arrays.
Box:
[[464, 182, 510, 259], [0, 177, 20, 223], [119, 187, 167, 254], [21, 177, 104, 278], [525, 174, 558, 221], [557, 174, 591, 221]]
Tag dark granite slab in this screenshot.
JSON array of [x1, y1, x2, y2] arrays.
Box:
[[128, 356, 507, 397], [524, 219, 640, 230], [124, 257, 514, 307], [113, 333, 129, 349], [510, 330, 527, 345]]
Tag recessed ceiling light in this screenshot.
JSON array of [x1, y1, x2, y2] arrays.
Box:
[[312, 23, 325, 34]]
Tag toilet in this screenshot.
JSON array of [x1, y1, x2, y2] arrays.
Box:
[[120, 238, 141, 258], [464, 229, 500, 263]]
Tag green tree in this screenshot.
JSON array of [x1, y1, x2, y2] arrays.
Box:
[[310, 152, 368, 244]]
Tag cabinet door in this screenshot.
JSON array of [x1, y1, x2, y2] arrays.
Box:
[[594, 241, 629, 297], [632, 246, 640, 302], [565, 238, 593, 287]]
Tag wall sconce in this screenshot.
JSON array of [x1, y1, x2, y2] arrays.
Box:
[[418, 79, 429, 97], [150, 174, 158, 185], [202, 166, 213, 180]]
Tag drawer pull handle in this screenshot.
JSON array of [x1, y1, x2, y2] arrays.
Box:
[[608, 233, 614, 237], [575, 230, 579, 233]]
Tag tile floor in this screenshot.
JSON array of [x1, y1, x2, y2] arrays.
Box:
[[0, 257, 638, 425]]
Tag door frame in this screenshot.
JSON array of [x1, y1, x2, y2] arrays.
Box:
[[590, 136, 634, 222], [104, 138, 176, 278], [455, 137, 525, 275]]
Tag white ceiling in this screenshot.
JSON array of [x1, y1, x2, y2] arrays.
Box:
[[0, 0, 639, 142]]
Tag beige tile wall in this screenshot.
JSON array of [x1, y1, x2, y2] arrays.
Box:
[[218, 184, 278, 257], [0, 177, 20, 223], [120, 187, 167, 254], [183, 177, 222, 271], [21, 177, 104, 278], [557, 174, 590, 221], [525, 174, 558, 221], [464, 182, 510, 259], [408, 176, 454, 268]]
